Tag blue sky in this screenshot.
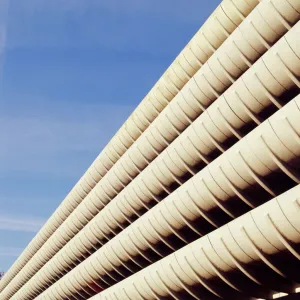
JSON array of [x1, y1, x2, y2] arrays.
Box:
[[0, 0, 220, 271]]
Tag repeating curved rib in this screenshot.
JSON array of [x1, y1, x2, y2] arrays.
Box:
[[1, 0, 258, 293], [4, 1, 300, 299], [22, 92, 300, 299], [8, 14, 300, 300], [92, 183, 300, 299]]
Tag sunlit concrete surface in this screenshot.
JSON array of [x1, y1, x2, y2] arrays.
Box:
[[1, 0, 300, 299]]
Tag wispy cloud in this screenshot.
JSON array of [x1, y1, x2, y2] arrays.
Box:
[[0, 99, 133, 177], [0, 0, 9, 50], [5, 0, 220, 54], [0, 0, 9, 95], [0, 214, 45, 233], [0, 246, 23, 257], [8, 0, 215, 22], [0, 0, 222, 272]]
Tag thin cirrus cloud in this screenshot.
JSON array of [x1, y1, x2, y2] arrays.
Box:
[[0, 99, 134, 177], [5, 0, 220, 54], [8, 0, 216, 22], [0, 0, 8, 47], [0, 0, 9, 89], [0, 247, 23, 257], [0, 214, 45, 233], [0, 0, 222, 272]]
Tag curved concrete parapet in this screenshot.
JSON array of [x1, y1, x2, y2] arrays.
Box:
[[0, 0, 260, 294], [5, 7, 300, 300], [28, 89, 300, 299], [92, 183, 300, 300]]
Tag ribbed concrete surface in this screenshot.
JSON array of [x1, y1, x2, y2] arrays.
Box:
[[1, 0, 300, 299], [9, 17, 300, 300], [90, 184, 300, 300], [27, 88, 300, 298], [0, 0, 259, 294]]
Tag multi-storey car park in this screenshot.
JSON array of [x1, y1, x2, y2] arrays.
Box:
[[1, 0, 300, 299]]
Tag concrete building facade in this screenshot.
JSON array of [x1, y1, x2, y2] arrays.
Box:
[[1, 0, 300, 299]]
